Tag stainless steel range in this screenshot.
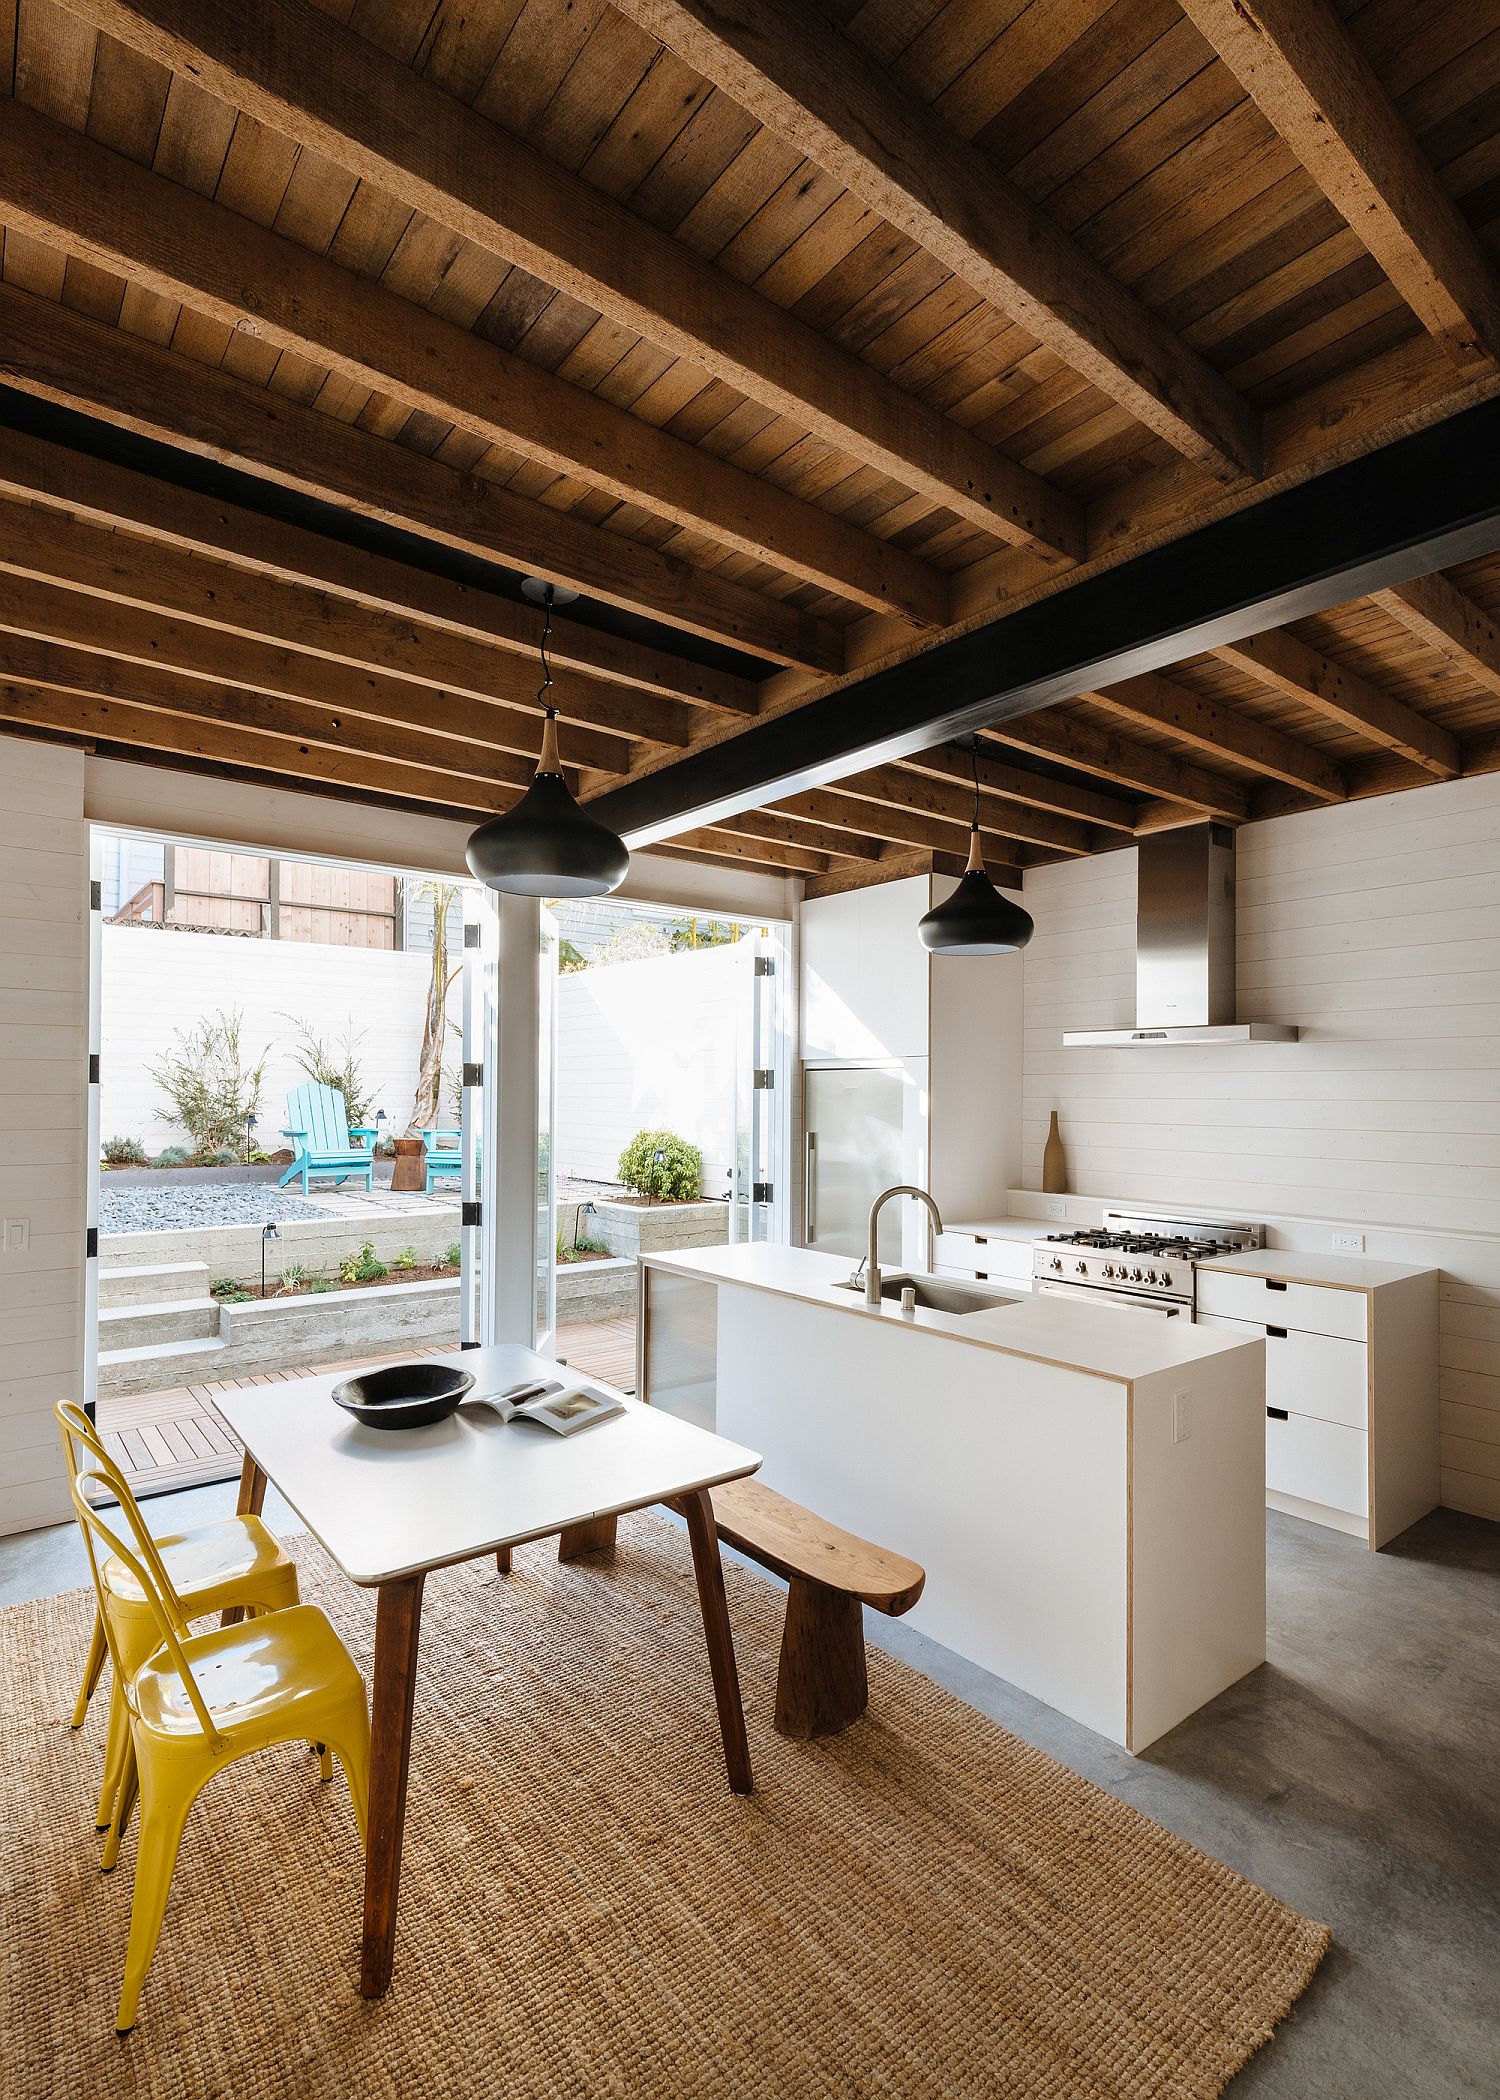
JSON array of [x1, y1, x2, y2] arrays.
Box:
[[1031, 1210, 1264, 1317]]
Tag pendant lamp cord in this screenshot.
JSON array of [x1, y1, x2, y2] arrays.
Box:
[[967, 741, 984, 874], [535, 583, 562, 773]]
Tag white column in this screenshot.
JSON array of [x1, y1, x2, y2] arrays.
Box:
[[487, 892, 543, 1345]]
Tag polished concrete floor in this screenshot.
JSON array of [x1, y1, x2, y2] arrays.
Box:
[[5, 1494, 1495, 2097]]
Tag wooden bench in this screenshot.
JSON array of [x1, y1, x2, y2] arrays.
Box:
[[709, 1478, 925, 1740]]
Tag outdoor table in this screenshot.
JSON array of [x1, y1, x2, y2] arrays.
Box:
[[388, 1136, 428, 1192], [214, 1344, 761, 1999]]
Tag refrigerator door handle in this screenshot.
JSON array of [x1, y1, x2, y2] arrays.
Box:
[[803, 1130, 816, 1244]]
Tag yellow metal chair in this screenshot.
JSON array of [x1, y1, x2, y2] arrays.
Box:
[[67, 1458, 372, 2034], [55, 1403, 303, 1836]]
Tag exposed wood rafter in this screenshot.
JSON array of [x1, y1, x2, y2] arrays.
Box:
[[1216, 629, 1460, 777], [64, 0, 1085, 562], [1178, 0, 1500, 368], [1082, 671, 1346, 801], [1373, 574, 1500, 698], [0, 96, 947, 630], [987, 714, 1251, 824], [613, 0, 1262, 483]]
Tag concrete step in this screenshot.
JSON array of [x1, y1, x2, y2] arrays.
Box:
[[97, 1333, 229, 1399], [99, 1260, 212, 1308], [98, 1296, 223, 1350]]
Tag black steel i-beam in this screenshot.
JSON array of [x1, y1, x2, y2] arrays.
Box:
[[588, 394, 1500, 846]]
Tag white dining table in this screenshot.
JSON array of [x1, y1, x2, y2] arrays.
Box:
[[213, 1342, 762, 1999]]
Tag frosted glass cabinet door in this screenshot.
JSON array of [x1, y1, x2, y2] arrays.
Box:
[[804, 1064, 906, 1261]]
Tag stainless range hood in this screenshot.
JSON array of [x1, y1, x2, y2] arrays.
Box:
[[1062, 824, 1298, 1046]]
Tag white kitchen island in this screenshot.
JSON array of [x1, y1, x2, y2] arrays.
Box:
[[638, 1244, 1268, 1753]]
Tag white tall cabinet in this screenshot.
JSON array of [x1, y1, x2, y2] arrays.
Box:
[[799, 874, 1023, 1260]]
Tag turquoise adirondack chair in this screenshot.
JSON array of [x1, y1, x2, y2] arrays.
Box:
[[279, 1082, 379, 1194], [420, 1127, 465, 1195]]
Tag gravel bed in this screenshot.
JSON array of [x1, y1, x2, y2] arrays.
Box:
[[100, 1183, 340, 1235]]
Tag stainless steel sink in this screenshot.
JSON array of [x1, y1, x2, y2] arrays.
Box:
[[831, 1271, 1017, 1315]]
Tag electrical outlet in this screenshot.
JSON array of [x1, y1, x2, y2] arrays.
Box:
[[2, 1218, 29, 1255], [1045, 1198, 1068, 1220], [1331, 1230, 1365, 1254], [1172, 1391, 1191, 1444]]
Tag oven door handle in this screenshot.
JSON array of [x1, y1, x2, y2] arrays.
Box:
[[1034, 1277, 1184, 1317]]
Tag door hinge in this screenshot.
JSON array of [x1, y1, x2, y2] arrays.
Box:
[[86, 1226, 98, 1259], [753, 1067, 774, 1090], [90, 880, 102, 912], [88, 1053, 100, 1085], [754, 954, 775, 975], [463, 923, 481, 949], [752, 1182, 773, 1204], [462, 1062, 483, 1088], [461, 1201, 482, 1228]]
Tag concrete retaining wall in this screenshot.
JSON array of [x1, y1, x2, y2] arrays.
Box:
[[585, 1198, 729, 1259], [103, 1207, 461, 1287]]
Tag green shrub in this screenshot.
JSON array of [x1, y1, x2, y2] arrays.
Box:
[[280, 1014, 376, 1128], [151, 1145, 192, 1168], [147, 1008, 268, 1160], [443, 1243, 461, 1268], [277, 1263, 307, 1294], [617, 1129, 703, 1202], [102, 1136, 149, 1167], [394, 1246, 417, 1271], [305, 1278, 334, 1295], [211, 1147, 240, 1166], [210, 1276, 253, 1303], [556, 1232, 610, 1264], [339, 1240, 389, 1285]]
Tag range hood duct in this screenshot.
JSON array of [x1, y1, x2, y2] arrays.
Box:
[[1062, 823, 1298, 1046]]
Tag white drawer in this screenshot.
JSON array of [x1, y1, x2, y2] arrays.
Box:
[[1195, 1313, 1367, 1430], [935, 1232, 1034, 1280], [1196, 1267, 1366, 1341], [1265, 1409, 1368, 1517]]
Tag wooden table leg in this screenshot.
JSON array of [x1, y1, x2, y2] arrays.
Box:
[[675, 1489, 753, 1796], [360, 1573, 425, 1999], [220, 1451, 269, 1627], [557, 1514, 617, 1561]]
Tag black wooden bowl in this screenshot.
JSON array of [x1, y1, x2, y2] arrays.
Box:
[[331, 1362, 474, 1430]]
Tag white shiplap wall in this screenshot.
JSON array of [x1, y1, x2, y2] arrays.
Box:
[[0, 736, 86, 1536], [1022, 770, 1500, 1522]]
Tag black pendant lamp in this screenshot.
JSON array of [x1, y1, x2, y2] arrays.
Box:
[[465, 579, 630, 898], [917, 744, 1034, 955]]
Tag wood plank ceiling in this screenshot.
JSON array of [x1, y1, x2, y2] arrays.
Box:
[[1, 0, 1499, 890]]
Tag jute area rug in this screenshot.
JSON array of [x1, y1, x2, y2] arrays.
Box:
[[1, 1513, 1327, 2099]]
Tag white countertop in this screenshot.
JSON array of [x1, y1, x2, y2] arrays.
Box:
[[1195, 1247, 1434, 1291], [643, 1243, 1261, 1386], [941, 1218, 1056, 1244]]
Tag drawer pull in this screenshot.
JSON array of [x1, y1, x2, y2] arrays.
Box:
[[1267, 1406, 1288, 1421], [1265, 1279, 1288, 1292], [976, 1272, 989, 1282], [1267, 1324, 1288, 1339]]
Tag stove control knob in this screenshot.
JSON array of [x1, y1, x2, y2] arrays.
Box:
[[1102, 1264, 1115, 1279], [1132, 1268, 1144, 1283], [1147, 1270, 1159, 1286], [1077, 1261, 1088, 1276], [1051, 1257, 1063, 1271]]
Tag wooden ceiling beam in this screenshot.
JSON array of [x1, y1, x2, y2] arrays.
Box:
[[0, 281, 841, 673], [1372, 574, 1500, 699], [0, 501, 695, 749], [1216, 629, 1459, 777], [984, 713, 1252, 823], [1177, 0, 1500, 368], [672, 827, 830, 875], [0, 680, 522, 814], [0, 96, 946, 630], [68, 0, 1083, 563], [801, 845, 1025, 902], [894, 747, 1107, 851], [614, 0, 1261, 486], [1081, 670, 1346, 802], [773, 787, 971, 859], [900, 742, 1136, 834], [0, 628, 623, 789], [719, 808, 884, 861], [824, 762, 1089, 856], [0, 428, 762, 715]]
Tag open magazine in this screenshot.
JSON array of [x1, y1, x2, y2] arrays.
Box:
[[467, 1376, 625, 1437]]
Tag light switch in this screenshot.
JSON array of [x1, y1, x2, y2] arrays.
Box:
[[2, 1218, 29, 1255], [1172, 1391, 1191, 1444]]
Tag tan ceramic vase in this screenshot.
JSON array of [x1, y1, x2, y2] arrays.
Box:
[[1041, 1110, 1068, 1195]]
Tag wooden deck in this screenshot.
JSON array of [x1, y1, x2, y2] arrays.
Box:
[[96, 1316, 641, 1501]]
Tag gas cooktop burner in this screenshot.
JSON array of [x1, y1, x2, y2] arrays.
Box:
[[1044, 1230, 1223, 1258]]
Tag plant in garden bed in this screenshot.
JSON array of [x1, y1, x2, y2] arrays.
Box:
[[277, 1263, 308, 1295], [101, 1137, 149, 1168], [210, 1277, 254, 1303], [393, 1246, 418, 1271], [148, 1008, 268, 1161], [281, 1015, 377, 1128], [617, 1129, 703, 1203], [338, 1240, 389, 1285], [444, 1244, 461, 1268], [151, 1146, 192, 1168], [556, 1231, 611, 1264]]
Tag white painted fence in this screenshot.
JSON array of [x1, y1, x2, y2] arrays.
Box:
[[101, 922, 746, 1188]]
